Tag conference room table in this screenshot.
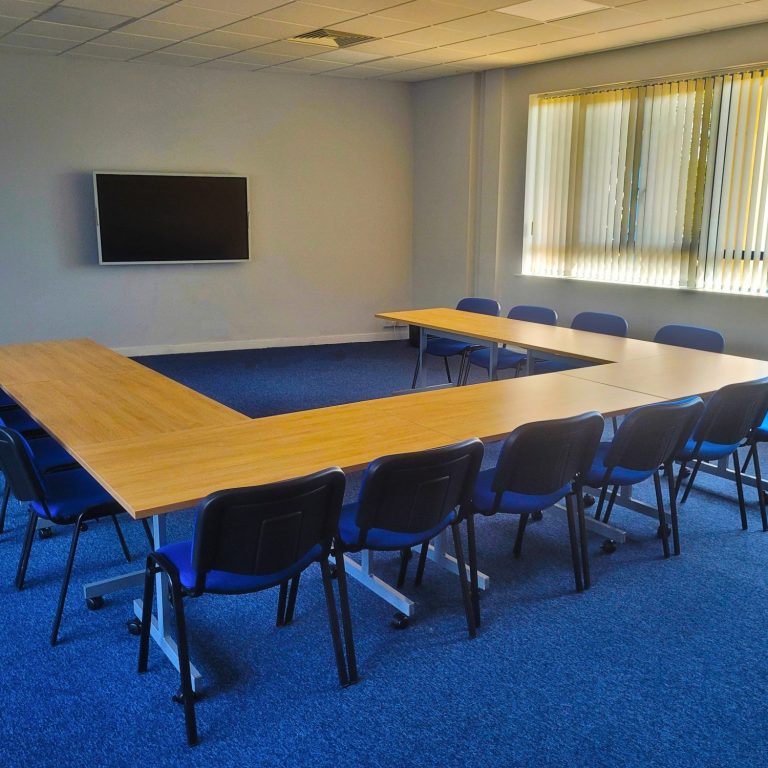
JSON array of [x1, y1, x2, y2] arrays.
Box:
[[2, 312, 768, 690]]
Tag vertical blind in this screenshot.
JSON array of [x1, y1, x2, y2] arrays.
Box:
[[522, 68, 768, 296]]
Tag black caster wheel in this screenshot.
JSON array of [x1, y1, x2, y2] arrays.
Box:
[[86, 596, 104, 610], [601, 539, 617, 554], [680, 466, 691, 478], [657, 524, 672, 538], [531, 511, 543, 522], [391, 612, 410, 630], [126, 618, 142, 636], [38, 526, 53, 540], [583, 494, 596, 508]]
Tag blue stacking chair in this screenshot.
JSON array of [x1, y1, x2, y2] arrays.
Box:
[[740, 412, 768, 499], [654, 324, 725, 353], [0, 427, 133, 645], [333, 439, 483, 681], [585, 397, 704, 560], [411, 297, 500, 388], [0, 407, 44, 436], [459, 304, 558, 384], [138, 468, 349, 747], [535, 311, 629, 374], [468, 412, 603, 621], [675, 378, 768, 532]]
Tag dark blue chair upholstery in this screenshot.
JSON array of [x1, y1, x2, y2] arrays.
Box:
[[0, 390, 16, 409], [0, 407, 43, 435], [334, 439, 483, 681], [0, 427, 131, 646], [535, 311, 628, 374], [468, 412, 603, 613], [411, 297, 500, 387], [460, 305, 558, 384], [585, 397, 704, 557], [138, 468, 349, 747], [654, 324, 725, 353], [675, 378, 768, 531]]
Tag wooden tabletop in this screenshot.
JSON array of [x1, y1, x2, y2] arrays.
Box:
[[377, 308, 669, 363]]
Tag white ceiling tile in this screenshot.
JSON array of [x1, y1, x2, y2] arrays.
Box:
[[17, 19, 104, 40], [507, 21, 587, 42], [388, 25, 476, 45], [498, 0, 609, 22], [266, 55, 345, 70], [0, 1, 51, 20], [118, 19, 204, 39], [37, 6, 132, 29], [223, 16, 314, 37], [134, 49, 208, 65], [195, 57, 263, 70], [438, 34, 529, 55], [331, 14, 426, 36], [554, 6, 646, 31], [162, 40, 240, 57], [440, 0, 517, 9], [251, 38, 323, 56], [145, 5, 250, 28], [257, 2, 360, 27], [676, 4, 768, 28], [2, 30, 79, 49], [94, 30, 172, 48], [190, 30, 271, 49], [376, 0, 474, 24], [0, 40, 60, 53], [0, 16, 20, 32], [60, 1, 168, 15], [313, 46, 385, 61], [347, 37, 426, 54], [440, 10, 538, 35], [628, 0, 743, 17], [393, 46, 465, 61], [180, 1, 287, 15], [310, 0, 407, 10], [69, 41, 143, 59], [226, 47, 297, 63], [619, 15, 708, 41]]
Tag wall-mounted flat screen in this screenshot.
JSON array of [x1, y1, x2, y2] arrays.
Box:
[[94, 172, 250, 265]]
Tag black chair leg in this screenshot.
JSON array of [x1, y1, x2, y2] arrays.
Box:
[[285, 574, 300, 625], [602, 485, 619, 524], [168, 572, 198, 746], [410, 355, 421, 389], [733, 450, 748, 530], [443, 356, 452, 384], [15, 509, 38, 590], [276, 580, 288, 626], [414, 541, 429, 586], [138, 557, 157, 673], [450, 524, 476, 639], [593, 484, 609, 521], [110, 514, 132, 563], [334, 550, 357, 684], [51, 512, 86, 645], [0, 482, 10, 534], [319, 559, 348, 687], [674, 461, 688, 497], [512, 513, 529, 558], [575, 489, 590, 588], [653, 472, 670, 559], [742, 443, 755, 473], [565, 494, 584, 593], [680, 460, 701, 504], [464, 514, 480, 627], [751, 446, 768, 532], [396, 548, 411, 588], [665, 463, 681, 555], [141, 519, 154, 549]]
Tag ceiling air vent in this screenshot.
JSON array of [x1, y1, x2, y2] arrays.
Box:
[[289, 28, 378, 49]]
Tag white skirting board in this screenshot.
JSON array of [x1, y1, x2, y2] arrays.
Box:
[[115, 328, 409, 357]]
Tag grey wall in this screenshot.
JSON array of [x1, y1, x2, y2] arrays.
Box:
[[0, 53, 413, 353], [412, 23, 768, 357]]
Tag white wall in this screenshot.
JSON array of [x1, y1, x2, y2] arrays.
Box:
[[0, 53, 413, 353], [412, 23, 768, 358]]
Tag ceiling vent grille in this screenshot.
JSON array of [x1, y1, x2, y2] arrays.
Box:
[[289, 28, 378, 49]]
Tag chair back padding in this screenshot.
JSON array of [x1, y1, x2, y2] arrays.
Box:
[[653, 324, 725, 353], [0, 427, 45, 503], [353, 439, 484, 541], [191, 468, 346, 591], [571, 311, 628, 337], [691, 378, 768, 447], [507, 305, 558, 325], [456, 297, 501, 317], [492, 412, 604, 497], [604, 397, 705, 472]]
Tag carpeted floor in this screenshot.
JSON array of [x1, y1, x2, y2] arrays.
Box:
[[1, 341, 766, 768]]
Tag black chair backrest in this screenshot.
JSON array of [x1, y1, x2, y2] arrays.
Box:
[[691, 378, 768, 448], [191, 467, 346, 593], [0, 427, 45, 503], [491, 412, 604, 499], [603, 397, 705, 473], [352, 439, 484, 545]]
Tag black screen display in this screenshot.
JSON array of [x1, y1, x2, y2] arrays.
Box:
[[95, 174, 249, 264]]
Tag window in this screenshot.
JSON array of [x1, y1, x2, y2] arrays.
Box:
[[523, 68, 768, 295]]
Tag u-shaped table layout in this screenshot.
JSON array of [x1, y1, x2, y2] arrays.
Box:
[[2, 310, 767, 691]]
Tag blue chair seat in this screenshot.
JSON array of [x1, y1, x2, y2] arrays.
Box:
[[30, 437, 75, 472], [583, 443, 655, 487], [468, 347, 525, 372], [156, 540, 323, 594], [535, 358, 593, 375], [676, 437, 741, 462], [0, 391, 15, 408], [338, 502, 457, 550], [424, 337, 470, 358], [753, 415, 768, 442], [472, 468, 571, 515], [0, 408, 41, 434], [31, 468, 117, 523]]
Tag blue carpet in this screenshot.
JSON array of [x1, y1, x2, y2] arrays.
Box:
[[1, 341, 767, 767]]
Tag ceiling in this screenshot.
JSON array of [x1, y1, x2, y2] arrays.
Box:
[[1, 0, 767, 82]]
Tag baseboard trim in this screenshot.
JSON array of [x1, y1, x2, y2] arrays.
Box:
[[115, 330, 408, 357]]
